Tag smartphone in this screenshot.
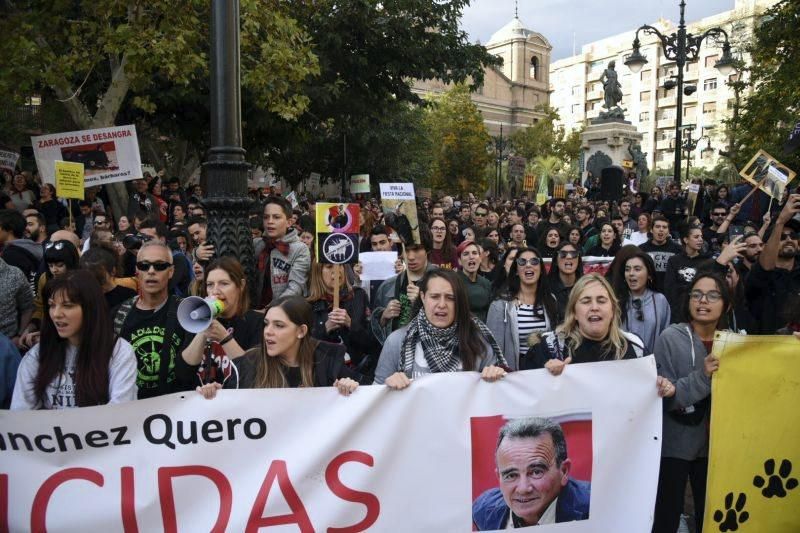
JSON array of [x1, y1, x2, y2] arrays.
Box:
[[728, 225, 745, 242]]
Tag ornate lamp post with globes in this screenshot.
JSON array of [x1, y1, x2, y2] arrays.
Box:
[[624, 0, 736, 183]]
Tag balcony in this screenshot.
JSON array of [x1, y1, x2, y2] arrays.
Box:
[[658, 117, 676, 129], [656, 139, 674, 150], [586, 89, 603, 101], [658, 96, 676, 107]]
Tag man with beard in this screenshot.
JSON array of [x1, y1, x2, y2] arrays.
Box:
[[740, 232, 764, 276], [502, 207, 537, 245], [24, 213, 47, 244], [746, 194, 800, 333], [659, 183, 687, 234], [539, 199, 568, 238]]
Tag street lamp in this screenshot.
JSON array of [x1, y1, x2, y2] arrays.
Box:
[[494, 125, 509, 198], [624, 0, 736, 183], [202, 0, 257, 300], [677, 124, 713, 182]]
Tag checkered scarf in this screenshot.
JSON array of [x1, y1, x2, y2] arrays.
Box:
[[400, 311, 507, 376]]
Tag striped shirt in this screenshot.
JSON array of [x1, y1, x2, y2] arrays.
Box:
[[518, 303, 547, 359]]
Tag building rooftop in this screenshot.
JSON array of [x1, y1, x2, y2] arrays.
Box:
[[487, 16, 534, 45]]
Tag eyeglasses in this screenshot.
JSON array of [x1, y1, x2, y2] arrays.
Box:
[[516, 257, 542, 267], [689, 290, 722, 303], [631, 298, 644, 321], [136, 261, 173, 272], [558, 250, 579, 259], [431, 226, 446, 232]]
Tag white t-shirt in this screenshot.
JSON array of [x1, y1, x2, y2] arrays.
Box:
[[11, 338, 138, 409]]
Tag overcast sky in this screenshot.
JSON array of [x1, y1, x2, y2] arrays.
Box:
[[461, 0, 736, 60]]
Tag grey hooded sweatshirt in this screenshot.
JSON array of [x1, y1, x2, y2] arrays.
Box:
[[654, 323, 713, 461]]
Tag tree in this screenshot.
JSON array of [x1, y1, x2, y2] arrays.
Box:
[[0, 0, 318, 215], [255, 0, 501, 188], [425, 84, 491, 194], [510, 105, 584, 170], [724, 0, 800, 174]]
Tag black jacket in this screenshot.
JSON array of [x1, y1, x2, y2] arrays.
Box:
[[310, 287, 379, 379], [663, 252, 726, 322], [230, 340, 367, 388]]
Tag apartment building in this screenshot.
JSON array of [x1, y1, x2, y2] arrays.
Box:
[[549, 0, 778, 172]]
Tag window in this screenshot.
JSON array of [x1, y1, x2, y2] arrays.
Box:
[[703, 102, 717, 116], [572, 103, 581, 114], [530, 56, 539, 80], [683, 105, 696, 118], [640, 70, 652, 82], [590, 59, 605, 70], [727, 99, 736, 110], [704, 78, 718, 91], [704, 55, 719, 68], [660, 65, 675, 77], [571, 85, 580, 96], [660, 130, 675, 141], [659, 87, 673, 98], [639, 111, 650, 122], [640, 91, 651, 102]]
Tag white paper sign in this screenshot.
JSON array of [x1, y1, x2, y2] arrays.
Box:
[[359, 251, 398, 281], [32, 125, 142, 186], [0, 149, 20, 173], [0, 358, 662, 532], [379, 182, 414, 200]]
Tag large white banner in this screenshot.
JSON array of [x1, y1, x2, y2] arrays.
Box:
[[32, 125, 142, 187], [0, 358, 662, 532]]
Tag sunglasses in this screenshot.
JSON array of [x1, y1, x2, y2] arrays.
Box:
[[475, 212, 488, 217], [631, 298, 644, 321], [516, 257, 542, 267], [711, 212, 727, 217], [45, 241, 65, 250], [689, 290, 722, 303], [558, 250, 579, 259], [781, 233, 795, 241], [136, 261, 173, 272]]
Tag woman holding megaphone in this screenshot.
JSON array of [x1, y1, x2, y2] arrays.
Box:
[[182, 258, 263, 385], [196, 295, 364, 398]]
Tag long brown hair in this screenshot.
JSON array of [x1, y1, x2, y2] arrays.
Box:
[[411, 269, 483, 371], [36, 270, 115, 406], [205, 257, 249, 317], [253, 296, 319, 388]]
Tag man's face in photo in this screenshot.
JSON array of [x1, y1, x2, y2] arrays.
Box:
[[496, 434, 570, 526]]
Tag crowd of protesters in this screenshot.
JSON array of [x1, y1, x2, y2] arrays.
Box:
[[1, 165, 799, 532]]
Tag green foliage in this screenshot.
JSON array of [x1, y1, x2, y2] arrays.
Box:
[[257, 0, 500, 188], [510, 105, 584, 171], [425, 84, 491, 194], [724, 0, 800, 174]]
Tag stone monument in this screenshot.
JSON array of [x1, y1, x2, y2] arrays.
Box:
[[580, 61, 644, 184]]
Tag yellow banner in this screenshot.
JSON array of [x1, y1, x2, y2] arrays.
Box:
[[54, 160, 85, 199], [705, 332, 800, 532]]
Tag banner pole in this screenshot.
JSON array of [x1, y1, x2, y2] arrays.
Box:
[[68, 198, 73, 230], [333, 265, 340, 309]]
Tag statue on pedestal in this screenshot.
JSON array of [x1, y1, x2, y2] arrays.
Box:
[[599, 61, 625, 120], [628, 141, 650, 180]]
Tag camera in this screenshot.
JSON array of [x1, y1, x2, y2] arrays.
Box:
[[121, 233, 154, 251]]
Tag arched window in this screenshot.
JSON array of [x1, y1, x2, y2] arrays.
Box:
[[530, 56, 539, 80]]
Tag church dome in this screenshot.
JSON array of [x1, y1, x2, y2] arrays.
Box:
[[487, 17, 534, 45]]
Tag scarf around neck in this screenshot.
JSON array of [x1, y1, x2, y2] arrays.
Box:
[[399, 310, 507, 376]]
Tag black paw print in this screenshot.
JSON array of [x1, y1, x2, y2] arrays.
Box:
[[753, 458, 798, 498], [713, 492, 749, 532]]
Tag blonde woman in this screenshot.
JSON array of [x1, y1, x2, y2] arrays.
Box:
[[307, 261, 378, 380], [523, 274, 646, 371]]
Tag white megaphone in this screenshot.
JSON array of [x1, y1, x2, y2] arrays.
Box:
[[177, 297, 226, 333]]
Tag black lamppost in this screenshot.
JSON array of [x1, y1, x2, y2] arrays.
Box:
[[202, 0, 256, 299], [678, 124, 713, 182], [494, 125, 508, 198], [624, 0, 735, 183]]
